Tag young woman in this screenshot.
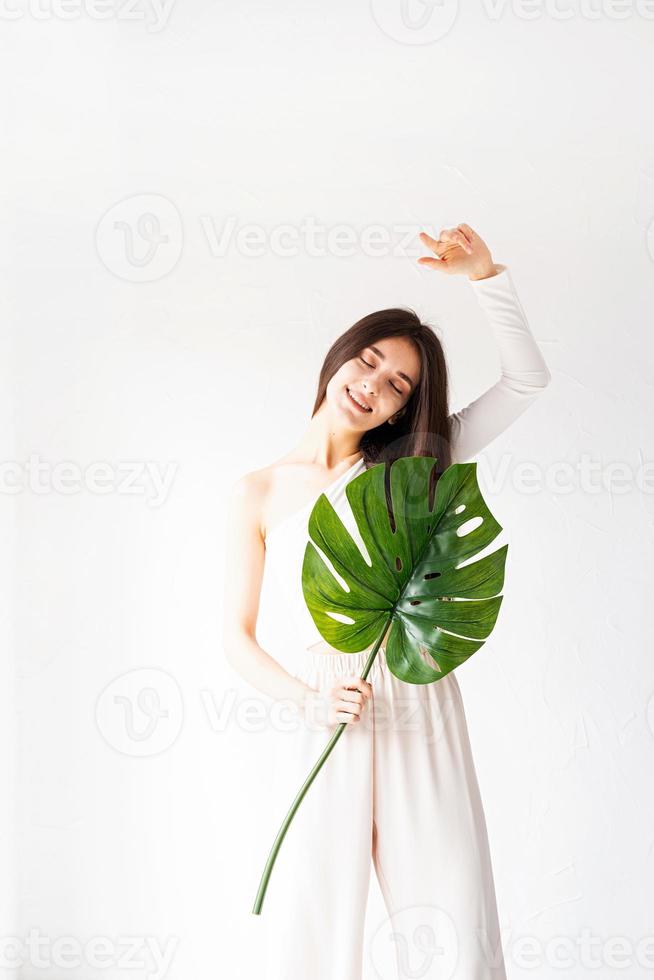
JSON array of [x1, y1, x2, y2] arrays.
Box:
[[223, 222, 551, 980]]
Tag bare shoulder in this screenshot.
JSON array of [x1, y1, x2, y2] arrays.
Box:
[[231, 454, 308, 539], [225, 466, 273, 540]]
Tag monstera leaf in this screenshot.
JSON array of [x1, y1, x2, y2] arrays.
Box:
[[252, 454, 507, 916], [302, 454, 506, 684]]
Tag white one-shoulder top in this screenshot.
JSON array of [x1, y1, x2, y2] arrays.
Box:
[[264, 455, 368, 653], [263, 264, 551, 653]]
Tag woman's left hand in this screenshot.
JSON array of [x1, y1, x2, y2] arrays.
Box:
[[418, 223, 496, 280]]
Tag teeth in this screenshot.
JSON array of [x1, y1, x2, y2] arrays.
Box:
[[348, 388, 371, 411]]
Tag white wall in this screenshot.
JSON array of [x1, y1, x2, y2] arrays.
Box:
[[1, 278, 18, 980], [2, 3, 654, 979]]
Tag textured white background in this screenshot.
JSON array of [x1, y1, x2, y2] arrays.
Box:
[[2, 2, 654, 979]]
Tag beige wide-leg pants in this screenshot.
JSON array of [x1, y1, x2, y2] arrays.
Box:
[[260, 645, 507, 980]]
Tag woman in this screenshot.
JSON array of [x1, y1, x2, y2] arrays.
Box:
[[223, 223, 551, 980]]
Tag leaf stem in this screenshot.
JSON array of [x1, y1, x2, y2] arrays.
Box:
[[251, 612, 394, 915]]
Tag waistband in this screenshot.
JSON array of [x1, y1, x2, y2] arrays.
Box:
[[301, 645, 387, 674]]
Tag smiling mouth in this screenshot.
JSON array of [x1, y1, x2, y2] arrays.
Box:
[[346, 387, 372, 412]]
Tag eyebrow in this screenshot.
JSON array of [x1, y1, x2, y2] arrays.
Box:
[[368, 345, 416, 391]]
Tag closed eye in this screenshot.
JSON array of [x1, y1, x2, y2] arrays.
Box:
[[358, 355, 403, 395]]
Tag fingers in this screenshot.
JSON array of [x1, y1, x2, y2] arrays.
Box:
[[335, 701, 361, 723], [327, 674, 373, 724], [343, 675, 373, 700], [439, 226, 473, 254], [419, 230, 442, 254], [418, 224, 474, 275], [417, 255, 447, 272], [457, 222, 476, 243], [340, 686, 363, 701]]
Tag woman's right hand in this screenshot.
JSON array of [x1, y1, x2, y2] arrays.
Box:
[[303, 674, 373, 730]]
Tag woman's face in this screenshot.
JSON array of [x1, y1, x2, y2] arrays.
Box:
[[326, 336, 421, 430]]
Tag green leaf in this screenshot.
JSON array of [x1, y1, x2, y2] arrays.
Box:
[[302, 455, 507, 684], [252, 455, 508, 916]]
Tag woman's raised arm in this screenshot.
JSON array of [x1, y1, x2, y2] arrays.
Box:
[[448, 263, 552, 462], [418, 223, 552, 463]]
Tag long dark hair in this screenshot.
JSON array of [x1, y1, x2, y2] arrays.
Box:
[[311, 307, 453, 478]]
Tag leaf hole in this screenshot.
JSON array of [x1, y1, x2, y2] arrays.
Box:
[[424, 571, 441, 580], [455, 504, 466, 514], [395, 556, 402, 571], [325, 612, 356, 626], [457, 515, 482, 536]]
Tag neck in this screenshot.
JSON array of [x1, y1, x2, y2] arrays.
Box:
[[293, 402, 362, 468]]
